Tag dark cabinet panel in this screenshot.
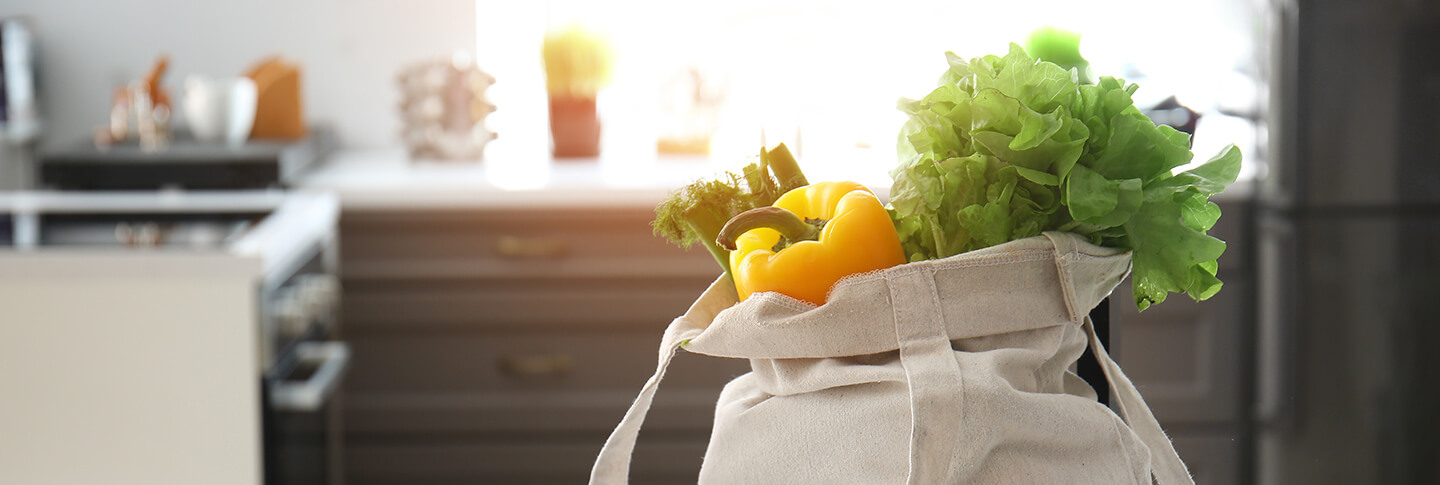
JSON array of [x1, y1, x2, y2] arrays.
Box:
[[346, 440, 709, 485], [337, 208, 744, 483]]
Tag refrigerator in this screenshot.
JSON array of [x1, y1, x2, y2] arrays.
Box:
[[1256, 1, 1440, 483]]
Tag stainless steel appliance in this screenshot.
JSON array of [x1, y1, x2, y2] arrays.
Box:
[[0, 191, 345, 485], [1, 17, 40, 135], [1258, 1, 1440, 483], [1, 16, 40, 190], [263, 251, 347, 485]]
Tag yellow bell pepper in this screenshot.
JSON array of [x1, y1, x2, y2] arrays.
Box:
[[716, 181, 906, 305]]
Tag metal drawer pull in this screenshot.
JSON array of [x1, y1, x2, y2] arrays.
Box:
[[269, 342, 351, 412], [497, 353, 573, 377], [496, 235, 570, 259]]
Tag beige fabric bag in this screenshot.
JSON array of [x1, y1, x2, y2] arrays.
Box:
[[591, 232, 1192, 484]]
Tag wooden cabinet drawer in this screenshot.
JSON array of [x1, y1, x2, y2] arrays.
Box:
[[344, 329, 745, 396], [336, 205, 747, 482], [346, 439, 709, 485], [341, 277, 717, 329], [340, 209, 717, 280], [341, 348, 737, 434]]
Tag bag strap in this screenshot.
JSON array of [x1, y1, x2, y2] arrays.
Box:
[[589, 315, 703, 484], [1083, 317, 1195, 485], [888, 269, 967, 484]]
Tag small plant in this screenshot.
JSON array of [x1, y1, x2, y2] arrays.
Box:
[[543, 26, 612, 99]]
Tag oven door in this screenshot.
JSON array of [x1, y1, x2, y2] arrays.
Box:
[[263, 341, 351, 485]]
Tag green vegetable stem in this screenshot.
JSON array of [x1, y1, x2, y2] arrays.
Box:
[[652, 144, 809, 281]]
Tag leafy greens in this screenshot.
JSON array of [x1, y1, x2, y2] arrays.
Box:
[[890, 44, 1241, 311], [653, 144, 809, 280]]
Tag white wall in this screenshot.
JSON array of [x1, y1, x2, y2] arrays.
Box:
[[0, 0, 476, 149]]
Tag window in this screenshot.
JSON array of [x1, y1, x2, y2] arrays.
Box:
[[475, 0, 1265, 182]]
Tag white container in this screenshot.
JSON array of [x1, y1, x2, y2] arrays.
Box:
[[184, 76, 258, 146]]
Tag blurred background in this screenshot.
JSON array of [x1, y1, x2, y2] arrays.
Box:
[[0, 0, 1435, 484]]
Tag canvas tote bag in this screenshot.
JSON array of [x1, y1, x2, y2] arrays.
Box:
[[591, 232, 1192, 484]]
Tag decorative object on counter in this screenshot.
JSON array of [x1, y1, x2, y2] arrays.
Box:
[[139, 55, 174, 112], [396, 53, 496, 160], [183, 75, 258, 146], [245, 56, 306, 140], [96, 55, 174, 151], [656, 66, 725, 155], [543, 26, 611, 159]]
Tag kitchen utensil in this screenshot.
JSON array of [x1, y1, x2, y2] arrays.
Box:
[[184, 75, 257, 146]]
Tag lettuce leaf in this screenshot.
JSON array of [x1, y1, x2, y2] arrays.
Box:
[[1125, 146, 1240, 309], [892, 44, 1242, 311]]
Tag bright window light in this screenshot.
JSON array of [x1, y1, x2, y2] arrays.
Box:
[[475, 0, 1265, 180]]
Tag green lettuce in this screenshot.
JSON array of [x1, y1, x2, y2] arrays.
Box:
[[890, 44, 1241, 311]]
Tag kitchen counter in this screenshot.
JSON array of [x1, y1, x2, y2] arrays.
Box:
[[0, 190, 338, 289], [296, 148, 1252, 211], [293, 148, 896, 210]]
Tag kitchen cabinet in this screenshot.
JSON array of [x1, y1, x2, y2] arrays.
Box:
[[335, 207, 748, 484]]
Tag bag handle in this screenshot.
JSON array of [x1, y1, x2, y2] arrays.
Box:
[[887, 269, 967, 484], [589, 314, 702, 484], [591, 276, 734, 484], [1083, 317, 1195, 485]]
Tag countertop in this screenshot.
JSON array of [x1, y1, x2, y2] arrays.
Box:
[[294, 148, 1252, 211], [0, 191, 338, 287], [293, 148, 895, 211]]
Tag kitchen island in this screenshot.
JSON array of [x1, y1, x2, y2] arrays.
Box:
[[0, 191, 341, 485]]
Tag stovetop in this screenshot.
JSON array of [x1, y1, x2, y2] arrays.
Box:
[[38, 127, 333, 190]]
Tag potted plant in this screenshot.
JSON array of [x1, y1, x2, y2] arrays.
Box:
[[543, 26, 612, 158]]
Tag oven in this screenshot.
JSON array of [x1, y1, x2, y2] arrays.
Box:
[[262, 238, 348, 483], [244, 195, 349, 485], [263, 265, 348, 485]]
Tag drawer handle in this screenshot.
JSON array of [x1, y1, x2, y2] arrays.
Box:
[[497, 354, 573, 377], [496, 235, 570, 259]]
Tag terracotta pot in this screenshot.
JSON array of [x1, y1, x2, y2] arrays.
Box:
[[548, 95, 600, 158]]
